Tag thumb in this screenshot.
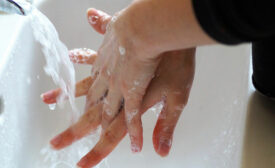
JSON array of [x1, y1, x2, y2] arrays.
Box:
[[87, 8, 112, 34]]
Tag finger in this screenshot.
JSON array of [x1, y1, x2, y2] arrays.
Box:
[[124, 96, 143, 153], [77, 111, 127, 168], [87, 8, 111, 34], [76, 79, 165, 168], [101, 86, 123, 131], [41, 76, 93, 104], [152, 93, 189, 157], [85, 75, 108, 110], [69, 48, 97, 65], [123, 59, 160, 153], [50, 103, 102, 150], [76, 91, 164, 168], [41, 88, 61, 104]]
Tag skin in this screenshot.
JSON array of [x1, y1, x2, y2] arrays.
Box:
[[86, 0, 216, 152], [41, 9, 196, 168]]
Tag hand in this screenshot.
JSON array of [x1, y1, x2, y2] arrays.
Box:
[[83, 0, 215, 152], [41, 8, 196, 168], [87, 5, 170, 152], [43, 48, 195, 168]]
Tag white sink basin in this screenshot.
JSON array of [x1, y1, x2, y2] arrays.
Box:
[[0, 0, 274, 168]]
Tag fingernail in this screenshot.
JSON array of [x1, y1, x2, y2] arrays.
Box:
[[41, 91, 54, 101], [131, 143, 141, 153], [130, 136, 141, 153], [159, 138, 172, 156], [77, 157, 88, 168], [50, 135, 62, 147], [40, 93, 48, 102]]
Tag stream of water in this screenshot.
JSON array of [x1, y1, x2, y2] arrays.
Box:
[[16, 1, 102, 167], [26, 3, 78, 118]]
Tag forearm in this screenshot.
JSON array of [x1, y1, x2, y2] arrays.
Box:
[[116, 0, 215, 56]]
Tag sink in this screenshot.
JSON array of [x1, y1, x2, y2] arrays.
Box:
[[0, 0, 274, 168]]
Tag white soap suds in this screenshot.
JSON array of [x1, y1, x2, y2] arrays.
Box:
[[134, 80, 140, 86], [107, 70, 111, 76], [159, 136, 172, 147], [88, 15, 99, 25], [119, 46, 126, 56], [111, 16, 118, 23], [146, 101, 165, 118], [126, 110, 139, 123], [131, 143, 141, 153], [174, 104, 185, 111]]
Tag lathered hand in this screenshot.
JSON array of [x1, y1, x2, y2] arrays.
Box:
[[41, 8, 196, 168]]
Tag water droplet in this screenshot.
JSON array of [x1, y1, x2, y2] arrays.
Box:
[[29, 7, 78, 118], [134, 80, 140, 86], [26, 77, 32, 85], [111, 16, 118, 23], [48, 103, 56, 111], [0, 96, 4, 115], [0, 117, 5, 126], [107, 70, 111, 76]]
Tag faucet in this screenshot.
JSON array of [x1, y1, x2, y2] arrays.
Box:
[[0, 0, 32, 15]]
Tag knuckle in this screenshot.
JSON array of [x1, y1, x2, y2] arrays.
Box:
[[121, 79, 129, 91], [102, 111, 113, 122], [160, 125, 174, 137], [103, 100, 117, 117], [87, 149, 102, 161], [109, 76, 116, 87], [100, 67, 110, 79], [123, 89, 144, 102], [125, 111, 141, 125], [122, 84, 146, 101]]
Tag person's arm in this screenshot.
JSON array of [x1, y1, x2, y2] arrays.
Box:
[[252, 39, 275, 99], [192, 0, 275, 98], [120, 0, 275, 54], [115, 0, 215, 55], [192, 0, 275, 44]]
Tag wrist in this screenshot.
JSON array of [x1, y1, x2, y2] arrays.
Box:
[[115, 0, 215, 56], [113, 0, 164, 57]]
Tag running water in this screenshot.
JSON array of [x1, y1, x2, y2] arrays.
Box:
[[15, 2, 102, 167], [23, 2, 78, 119]]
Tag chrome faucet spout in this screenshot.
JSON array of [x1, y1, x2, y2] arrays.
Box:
[[0, 0, 31, 15]]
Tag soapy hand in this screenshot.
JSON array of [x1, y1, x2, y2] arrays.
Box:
[[86, 7, 164, 152], [77, 0, 214, 153], [41, 9, 195, 168]]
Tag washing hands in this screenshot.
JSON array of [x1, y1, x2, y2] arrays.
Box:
[[41, 6, 196, 168]]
